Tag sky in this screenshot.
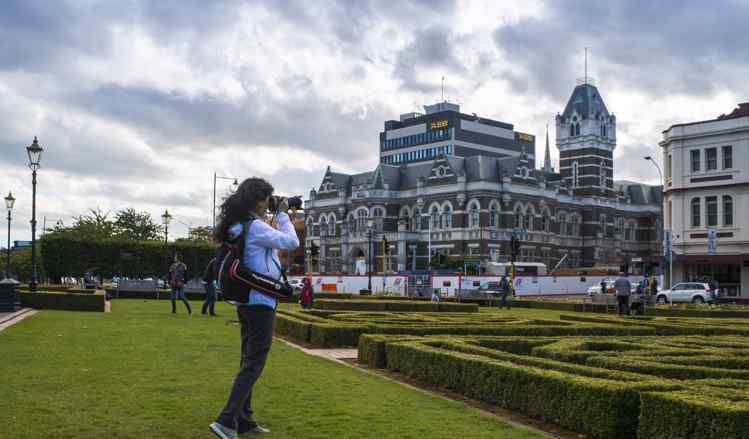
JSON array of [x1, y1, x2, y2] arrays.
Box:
[[1, 0, 747, 242]]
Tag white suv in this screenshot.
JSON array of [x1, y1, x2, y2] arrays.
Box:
[[656, 282, 716, 304]]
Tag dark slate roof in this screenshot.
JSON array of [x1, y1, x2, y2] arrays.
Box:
[[350, 171, 373, 187], [399, 163, 433, 189], [614, 180, 662, 206], [561, 83, 610, 120], [379, 164, 401, 189], [464, 155, 498, 182]]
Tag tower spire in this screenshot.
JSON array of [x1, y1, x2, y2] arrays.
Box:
[[543, 123, 552, 173]]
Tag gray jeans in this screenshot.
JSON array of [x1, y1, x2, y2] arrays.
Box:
[[216, 305, 275, 431]]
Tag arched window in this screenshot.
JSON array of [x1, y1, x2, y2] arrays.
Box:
[[430, 206, 440, 230], [328, 214, 336, 236], [372, 207, 384, 232], [572, 162, 579, 188], [558, 212, 568, 235], [356, 209, 369, 234], [541, 211, 550, 233], [723, 195, 733, 226], [569, 124, 574, 137], [469, 202, 480, 228], [570, 214, 580, 236], [348, 214, 356, 235], [441, 204, 452, 229], [489, 204, 499, 228], [514, 206, 523, 229], [412, 208, 421, 231], [691, 198, 701, 228], [575, 123, 581, 136], [307, 217, 316, 237], [319, 216, 327, 236], [523, 209, 532, 231]]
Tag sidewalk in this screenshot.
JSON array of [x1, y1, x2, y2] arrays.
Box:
[[0, 308, 39, 332]]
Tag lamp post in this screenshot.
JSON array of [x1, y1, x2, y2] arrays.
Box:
[[213, 173, 239, 231], [367, 217, 374, 293], [26, 137, 43, 292], [161, 209, 172, 244], [644, 156, 669, 288], [4, 191, 15, 279]]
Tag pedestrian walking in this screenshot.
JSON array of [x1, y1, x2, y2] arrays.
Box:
[[201, 257, 217, 316], [209, 177, 299, 439], [168, 253, 191, 314], [300, 277, 313, 309], [498, 275, 511, 309], [614, 271, 632, 316]]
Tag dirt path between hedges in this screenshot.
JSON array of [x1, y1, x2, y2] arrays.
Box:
[[277, 337, 585, 439]]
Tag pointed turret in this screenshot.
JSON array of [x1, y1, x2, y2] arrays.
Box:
[[543, 124, 552, 173]]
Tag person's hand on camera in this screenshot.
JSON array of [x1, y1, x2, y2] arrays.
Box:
[[277, 197, 290, 214]]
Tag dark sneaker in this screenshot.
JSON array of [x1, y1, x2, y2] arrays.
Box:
[[210, 422, 238, 439]]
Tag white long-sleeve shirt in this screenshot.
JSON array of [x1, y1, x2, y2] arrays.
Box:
[[228, 212, 299, 309]]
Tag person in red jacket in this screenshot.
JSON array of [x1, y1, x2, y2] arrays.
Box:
[[300, 277, 313, 309]]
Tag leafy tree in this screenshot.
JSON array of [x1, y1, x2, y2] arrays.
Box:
[[187, 225, 213, 242], [114, 208, 163, 241], [47, 207, 115, 241]]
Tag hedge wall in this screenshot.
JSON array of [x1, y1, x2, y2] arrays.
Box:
[[20, 291, 106, 312], [41, 235, 217, 281], [360, 334, 749, 439], [275, 309, 656, 348], [313, 299, 478, 313]]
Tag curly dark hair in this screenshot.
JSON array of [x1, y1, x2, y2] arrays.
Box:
[[214, 177, 273, 243]]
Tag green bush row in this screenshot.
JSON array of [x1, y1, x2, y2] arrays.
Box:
[[361, 334, 749, 439], [275, 309, 656, 348], [558, 314, 749, 336], [313, 299, 479, 313], [20, 291, 106, 312]]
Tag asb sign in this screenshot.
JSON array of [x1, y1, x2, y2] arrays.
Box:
[[430, 120, 448, 129]]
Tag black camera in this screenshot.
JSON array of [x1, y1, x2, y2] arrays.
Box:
[[268, 195, 303, 213]]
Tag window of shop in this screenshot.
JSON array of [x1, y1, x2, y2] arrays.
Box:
[[723, 195, 733, 226], [723, 145, 733, 169], [691, 149, 700, 172], [706, 148, 717, 171], [691, 198, 701, 228], [706, 196, 718, 226]]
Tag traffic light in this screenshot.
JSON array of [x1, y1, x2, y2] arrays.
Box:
[[383, 236, 389, 255], [310, 242, 319, 257]]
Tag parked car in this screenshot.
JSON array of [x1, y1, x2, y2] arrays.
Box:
[[587, 278, 638, 296], [656, 282, 716, 304]]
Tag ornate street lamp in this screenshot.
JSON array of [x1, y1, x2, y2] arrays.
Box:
[[367, 217, 374, 293], [213, 173, 239, 231], [26, 137, 43, 291], [4, 191, 15, 279], [161, 209, 172, 244]]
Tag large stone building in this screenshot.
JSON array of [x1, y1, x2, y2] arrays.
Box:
[[304, 81, 662, 274], [661, 102, 749, 298]]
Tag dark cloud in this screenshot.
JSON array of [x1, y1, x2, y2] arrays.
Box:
[[494, 0, 749, 101], [394, 25, 467, 93]]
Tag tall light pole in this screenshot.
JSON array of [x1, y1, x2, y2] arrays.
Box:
[[162, 210, 172, 244], [5, 191, 15, 279], [26, 137, 43, 292], [213, 173, 238, 231], [645, 156, 669, 288], [367, 217, 374, 292]]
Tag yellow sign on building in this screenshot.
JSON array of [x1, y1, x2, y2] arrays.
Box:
[[430, 120, 449, 129]]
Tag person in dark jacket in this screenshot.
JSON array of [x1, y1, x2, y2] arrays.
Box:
[[168, 253, 191, 314], [299, 277, 313, 309], [202, 257, 217, 316], [498, 275, 511, 309]]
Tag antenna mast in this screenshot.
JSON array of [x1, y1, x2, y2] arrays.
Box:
[[584, 47, 588, 85], [441, 76, 445, 102]]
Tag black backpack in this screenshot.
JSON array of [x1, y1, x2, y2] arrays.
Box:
[[214, 220, 293, 303]]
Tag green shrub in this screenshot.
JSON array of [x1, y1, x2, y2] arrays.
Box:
[[313, 299, 478, 313], [20, 291, 106, 312]]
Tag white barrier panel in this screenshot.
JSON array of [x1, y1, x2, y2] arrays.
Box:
[[289, 275, 408, 295], [428, 275, 646, 297]]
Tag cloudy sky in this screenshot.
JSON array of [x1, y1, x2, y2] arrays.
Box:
[[1, 0, 747, 242]]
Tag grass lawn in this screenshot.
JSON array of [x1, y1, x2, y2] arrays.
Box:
[[0, 300, 546, 439]]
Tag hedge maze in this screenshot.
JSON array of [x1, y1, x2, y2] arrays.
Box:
[[358, 334, 749, 439], [312, 298, 479, 313], [276, 309, 658, 348]]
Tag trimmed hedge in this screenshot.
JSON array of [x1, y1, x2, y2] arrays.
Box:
[[313, 299, 479, 313], [20, 291, 106, 312], [276, 309, 655, 348], [105, 289, 210, 301], [360, 334, 749, 439]]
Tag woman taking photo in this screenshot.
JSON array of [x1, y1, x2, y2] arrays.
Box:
[[210, 177, 299, 439]]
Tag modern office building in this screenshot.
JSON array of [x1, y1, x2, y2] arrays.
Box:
[[304, 81, 662, 276], [660, 102, 749, 298], [380, 102, 536, 166]]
